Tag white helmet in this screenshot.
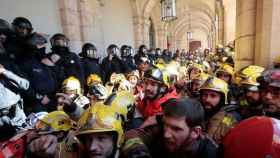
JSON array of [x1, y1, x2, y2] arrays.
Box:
[[0, 83, 21, 110], [88, 84, 108, 100]]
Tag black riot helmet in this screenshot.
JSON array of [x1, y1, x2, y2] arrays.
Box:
[[26, 33, 48, 60], [138, 45, 147, 55], [12, 17, 33, 37], [80, 43, 98, 59], [26, 33, 47, 48], [155, 48, 162, 56], [107, 44, 120, 57], [50, 33, 69, 48], [50, 33, 70, 53], [121, 45, 133, 58], [0, 18, 13, 37]]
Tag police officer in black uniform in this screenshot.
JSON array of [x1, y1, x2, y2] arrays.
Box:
[[4, 17, 33, 64], [134, 44, 149, 66], [19, 33, 61, 113], [0, 19, 21, 74], [79, 42, 104, 82], [101, 44, 124, 83], [120, 45, 136, 73], [49, 33, 85, 85]]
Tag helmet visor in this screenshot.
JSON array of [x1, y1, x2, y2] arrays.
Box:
[[52, 39, 68, 47], [86, 49, 98, 59]]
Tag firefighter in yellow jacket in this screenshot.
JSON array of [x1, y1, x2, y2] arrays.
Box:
[[199, 77, 241, 144]]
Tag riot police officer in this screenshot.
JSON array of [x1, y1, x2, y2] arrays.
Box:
[[134, 44, 148, 66], [101, 44, 125, 83], [19, 33, 61, 113], [0, 18, 23, 75], [79, 43, 104, 82], [4, 17, 33, 63], [49, 33, 84, 85], [120, 45, 136, 73]]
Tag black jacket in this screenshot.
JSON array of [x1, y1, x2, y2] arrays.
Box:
[[81, 57, 104, 82], [122, 123, 218, 158], [49, 51, 85, 85], [121, 56, 137, 73], [101, 56, 124, 83], [19, 56, 61, 113]]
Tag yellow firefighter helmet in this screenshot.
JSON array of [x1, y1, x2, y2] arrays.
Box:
[[200, 77, 229, 104], [77, 104, 123, 147], [62, 76, 82, 95], [87, 74, 102, 87], [37, 111, 73, 133], [104, 91, 135, 122]]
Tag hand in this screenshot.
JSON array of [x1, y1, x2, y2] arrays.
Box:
[[50, 54, 61, 63], [41, 58, 55, 66], [0, 64, 6, 74], [28, 134, 58, 158], [109, 53, 113, 61], [41, 95, 50, 105]]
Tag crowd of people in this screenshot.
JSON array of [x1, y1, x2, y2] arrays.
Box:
[[0, 16, 280, 158]]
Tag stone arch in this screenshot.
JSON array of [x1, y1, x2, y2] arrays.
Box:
[[130, 0, 141, 17], [172, 11, 213, 35], [143, 0, 158, 18], [216, 0, 225, 44], [173, 23, 210, 50]]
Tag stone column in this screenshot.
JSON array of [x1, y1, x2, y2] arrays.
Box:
[[255, 0, 280, 67], [132, 16, 144, 48], [58, 0, 82, 53], [235, 0, 257, 70], [157, 28, 164, 49], [223, 0, 236, 44], [175, 39, 181, 50], [207, 34, 212, 49], [143, 17, 151, 48], [157, 27, 168, 49], [218, 9, 225, 45], [169, 34, 176, 52], [79, 0, 94, 43]]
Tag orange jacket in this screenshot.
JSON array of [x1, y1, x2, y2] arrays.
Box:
[[137, 89, 178, 119]]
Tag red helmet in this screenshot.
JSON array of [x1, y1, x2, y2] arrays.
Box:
[[223, 116, 280, 158]]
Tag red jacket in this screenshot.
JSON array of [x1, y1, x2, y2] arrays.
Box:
[[137, 89, 178, 119]]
